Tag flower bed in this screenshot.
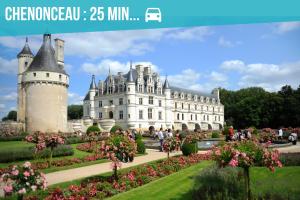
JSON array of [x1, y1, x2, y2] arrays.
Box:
[[76, 142, 95, 153], [27, 154, 210, 200]]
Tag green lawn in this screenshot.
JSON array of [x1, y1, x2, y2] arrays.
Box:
[[0, 140, 34, 150], [109, 161, 213, 200], [108, 164, 300, 200]]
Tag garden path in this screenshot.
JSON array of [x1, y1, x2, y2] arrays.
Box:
[[275, 143, 300, 153], [46, 149, 182, 186]]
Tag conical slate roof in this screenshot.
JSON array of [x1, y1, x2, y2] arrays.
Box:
[[163, 76, 170, 89], [127, 65, 134, 82], [17, 37, 33, 58], [89, 75, 97, 89], [26, 34, 67, 75]]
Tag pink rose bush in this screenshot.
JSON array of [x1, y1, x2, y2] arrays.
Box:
[[25, 132, 65, 166], [162, 137, 178, 158], [99, 134, 136, 180], [210, 140, 282, 199], [1, 161, 46, 198]]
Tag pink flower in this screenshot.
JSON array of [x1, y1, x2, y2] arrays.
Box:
[[229, 159, 238, 167], [23, 161, 31, 168], [23, 171, 30, 177], [11, 169, 19, 176], [3, 185, 13, 194], [18, 188, 26, 194]]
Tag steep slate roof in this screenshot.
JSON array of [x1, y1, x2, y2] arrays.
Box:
[[89, 75, 97, 89], [17, 37, 33, 58], [170, 86, 213, 97], [26, 34, 67, 75], [84, 93, 90, 101], [163, 77, 170, 89]]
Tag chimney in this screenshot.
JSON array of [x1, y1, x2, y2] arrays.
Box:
[[54, 38, 65, 68]]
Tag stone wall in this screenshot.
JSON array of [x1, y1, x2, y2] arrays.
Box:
[[0, 121, 24, 136]]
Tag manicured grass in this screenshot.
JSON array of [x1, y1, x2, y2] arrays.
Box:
[[108, 165, 300, 200], [251, 166, 300, 198], [109, 161, 212, 200]]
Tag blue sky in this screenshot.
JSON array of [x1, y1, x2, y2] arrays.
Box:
[[0, 22, 300, 119]]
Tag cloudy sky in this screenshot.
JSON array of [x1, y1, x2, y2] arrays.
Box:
[[0, 22, 300, 118]]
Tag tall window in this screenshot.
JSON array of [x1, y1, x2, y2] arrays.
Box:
[[188, 104, 190, 110], [119, 85, 123, 92], [109, 100, 113, 106], [207, 115, 209, 120], [207, 106, 209, 111], [182, 113, 184, 120], [139, 98, 143, 105], [119, 98, 123, 105], [191, 114, 193, 120], [182, 103, 184, 109], [139, 110, 143, 119], [218, 116, 221, 121], [158, 100, 162, 107], [195, 104, 197, 110], [46, 73, 49, 77], [158, 111, 162, 120], [99, 101, 102, 107], [149, 96, 154, 104], [148, 108, 153, 119], [119, 110, 123, 119], [203, 115, 205, 121], [138, 84, 143, 92], [175, 102, 178, 109], [128, 87, 130, 92], [177, 113, 180, 120], [195, 114, 197, 120], [215, 116, 217, 121], [99, 112, 102, 119]]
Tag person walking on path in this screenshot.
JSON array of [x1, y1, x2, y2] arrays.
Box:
[[157, 128, 164, 152], [167, 129, 173, 138], [278, 128, 283, 140]]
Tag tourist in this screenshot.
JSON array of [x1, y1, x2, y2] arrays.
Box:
[[167, 129, 173, 138], [229, 126, 234, 141], [175, 130, 181, 151], [278, 128, 283, 140], [157, 128, 164, 152], [288, 132, 298, 145]]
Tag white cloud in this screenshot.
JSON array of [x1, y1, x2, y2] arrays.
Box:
[[220, 59, 300, 91], [218, 36, 242, 48], [209, 71, 227, 82], [274, 22, 300, 34], [0, 104, 5, 110], [0, 27, 213, 59], [0, 57, 18, 74], [81, 59, 159, 76], [68, 92, 84, 105], [166, 27, 213, 41], [2, 92, 17, 101], [220, 60, 246, 72]]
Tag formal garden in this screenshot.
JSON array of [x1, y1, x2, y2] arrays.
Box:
[[1, 125, 300, 200]]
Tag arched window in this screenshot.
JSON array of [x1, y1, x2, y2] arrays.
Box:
[[109, 111, 114, 119]]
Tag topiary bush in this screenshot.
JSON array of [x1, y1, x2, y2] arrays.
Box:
[[86, 125, 100, 134], [181, 142, 198, 156], [136, 139, 146, 154], [193, 166, 246, 200], [110, 125, 123, 133], [211, 131, 220, 138]]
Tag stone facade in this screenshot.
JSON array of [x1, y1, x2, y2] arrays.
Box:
[[83, 65, 224, 131], [17, 34, 69, 133]]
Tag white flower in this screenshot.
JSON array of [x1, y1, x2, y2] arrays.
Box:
[[31, 185, 37, 191]]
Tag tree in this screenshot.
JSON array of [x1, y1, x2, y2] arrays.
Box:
[[2, 110, 17, 121], [67, 105, 83, 120]]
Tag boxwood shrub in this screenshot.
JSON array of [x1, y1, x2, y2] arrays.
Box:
[[110, 125, 123, 133], [0, 144, 74, 163], [86, 125, 100, 134], [211, 131, 220, 138], [181, 142, 198, 156], [136, 139, 146, 154]]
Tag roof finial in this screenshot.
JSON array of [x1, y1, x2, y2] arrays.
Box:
[[108, 66, 111, 75]]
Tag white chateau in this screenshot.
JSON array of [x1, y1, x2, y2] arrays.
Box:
[[17, 34, 69, 133], [83, 65, 224, 131]]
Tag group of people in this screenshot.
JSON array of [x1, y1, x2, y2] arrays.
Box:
[[155, 128, 181, 152], [226, 126, 252, 141]]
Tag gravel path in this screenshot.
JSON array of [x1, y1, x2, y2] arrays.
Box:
[[46, 149, 181, 186]]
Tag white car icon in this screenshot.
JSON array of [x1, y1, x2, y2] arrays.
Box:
[[145, 8, 162, 22]]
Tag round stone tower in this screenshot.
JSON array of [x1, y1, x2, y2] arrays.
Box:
[[21, 34, 69, 133]]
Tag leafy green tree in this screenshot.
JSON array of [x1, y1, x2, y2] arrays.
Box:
[[67, 105, 83, 120], [2, 110, 17, 121]]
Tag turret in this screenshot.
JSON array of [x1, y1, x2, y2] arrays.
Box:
[[88, 75, 97, 118], [17, 37, 34, 123]]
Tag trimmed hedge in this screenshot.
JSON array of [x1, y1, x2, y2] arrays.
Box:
[[0, 145, 74, 163], [65, 137, 85, 144], [0, 135, 25, 141], [86, 125, 100, 134], [280, 153, 300, 166], [211, 131, 220, 138], [181, 142, 198, 156], [110, 125, 123, 133], [136, 139, 146, 154]]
